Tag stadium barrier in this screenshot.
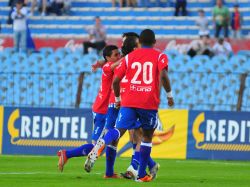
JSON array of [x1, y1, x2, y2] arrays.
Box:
[[0, 107, 250, 160], [2, 38, 250, 52]]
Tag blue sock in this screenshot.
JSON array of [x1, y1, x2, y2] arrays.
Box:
[[138, 142, 152, 178], [66, 143, 94, 159], [130, 143, 137, 165], [148, 156, 156, 170], [103, 128, 120, 144], [106, 145, 117, 177], [131, 151, 140, 170]]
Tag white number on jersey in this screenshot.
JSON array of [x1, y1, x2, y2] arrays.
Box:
[[131, 62, 153, 85]]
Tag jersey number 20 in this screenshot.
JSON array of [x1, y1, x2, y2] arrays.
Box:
[[131, 62, 153, 85]]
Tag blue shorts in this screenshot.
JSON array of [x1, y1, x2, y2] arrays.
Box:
[[105, 105, 119, 130], [115, 107, 158, 130], [92, 112, 106, 141]]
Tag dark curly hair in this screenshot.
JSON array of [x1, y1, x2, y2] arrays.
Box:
[[121, 36, 138, 56]]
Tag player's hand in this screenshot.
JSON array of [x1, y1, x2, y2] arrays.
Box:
[[167, 97, 174, 107], [115, 101, 120, 109], [91, 61, 104, 72], [91, 62, 100, 72]]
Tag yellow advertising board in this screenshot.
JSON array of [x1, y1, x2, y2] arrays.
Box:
[[117, 109, 188, 159], [0, 106, 3, 154]]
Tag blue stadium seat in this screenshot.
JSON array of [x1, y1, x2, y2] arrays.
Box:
[[55, 47, 72, 57], [39, 47, 54, 57], [3, 47, 15, 55], [212, 55, 228, 66], [29, 53, 44, 63], [225, 55, 248, 73]]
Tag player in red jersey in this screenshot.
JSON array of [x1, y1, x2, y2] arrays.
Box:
[[57, 45, 120, 172], [84, 29, 174, 182]]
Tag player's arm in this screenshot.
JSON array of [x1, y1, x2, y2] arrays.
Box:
[[160, 69, 174, 107], [92, 56, 121, 72], [92, 60, 105, 72], [110, 58, 123, 71], [112, 57, 127, 108], [113, 76, 121, 109]]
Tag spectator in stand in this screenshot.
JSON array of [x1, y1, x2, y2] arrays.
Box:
[[63, 0, 71, 15], [196, 9, 210, 37], [112, 0, 137, 7], [7, 0, 28, 24], [174, 0, 187, 16], [231, 4, 243, 39], [83, 16, 106, 55], [11, 0, 28, 53], [187, 35, 214, 58], [127, 0, 137, 7], [212, 38, 233, 57], [30, 0, 47, 16], [138, 0, 149, 7], [49, 0, 71, 15], [212, 0, 230, 39], [112, 0, 121, 7]]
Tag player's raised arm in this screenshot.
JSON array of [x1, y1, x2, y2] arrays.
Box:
[[91, 60, 105, 72]]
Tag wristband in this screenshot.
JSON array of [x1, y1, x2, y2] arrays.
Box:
[[167, 91, 173, 98], [115, 96, 121, 102]]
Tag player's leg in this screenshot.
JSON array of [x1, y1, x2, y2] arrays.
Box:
[[57, 112, 106, 172], [122, 126, 159, 180], [136, 109, 158, 182], [84, 107, 136, 173], [121, 128, 140, 179], [84, 128, 124, 173], [129, 129, 137, 163], [104, 106, 120, 178], [63, 112, 106, 157]]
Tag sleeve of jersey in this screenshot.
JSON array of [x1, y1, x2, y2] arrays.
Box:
[[114, 58, 126, 79], [103, 63, 112, 74], [158, 53, 168, 71]]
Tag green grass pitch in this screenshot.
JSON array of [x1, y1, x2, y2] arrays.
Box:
[[0, 155, 250, 187]]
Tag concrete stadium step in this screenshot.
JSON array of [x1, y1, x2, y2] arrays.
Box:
[[70, 0, 249, 8], [1, 7, 250, 17], [2, 24, 250, 36]]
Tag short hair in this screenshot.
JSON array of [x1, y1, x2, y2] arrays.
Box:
[[102, 45, 118, 61], [16, 0, 24, 4], [218, 38, 224, 44], [139, 29, 156, 46], [122, 32, 139, 39], [121, 36, 138, 56], [198, 9, 204, 13]]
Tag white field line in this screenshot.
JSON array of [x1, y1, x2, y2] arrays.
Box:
[[0, 172, 102, 175], [175, 160, 250, 166]]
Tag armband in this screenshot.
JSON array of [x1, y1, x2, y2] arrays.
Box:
[[167, 91, 173, 98], [115, 97, 121, 102]]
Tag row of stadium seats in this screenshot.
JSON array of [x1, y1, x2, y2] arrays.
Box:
[[0, 47, 250, 111], [166, 50, 250, 73], [0, 0, 248, 8], [0, 0, 250, 37], [1, 48, 250, 73]]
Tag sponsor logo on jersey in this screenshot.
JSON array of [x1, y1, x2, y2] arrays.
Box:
[[130, 85, 152, 92]]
